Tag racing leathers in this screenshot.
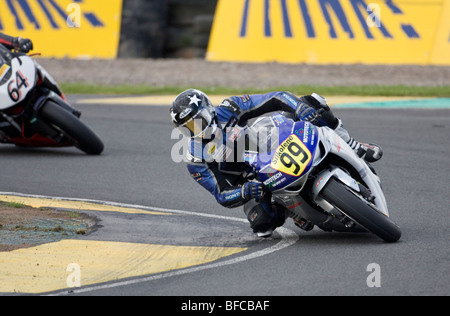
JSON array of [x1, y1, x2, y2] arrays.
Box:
[[185, 91, 339, 235]]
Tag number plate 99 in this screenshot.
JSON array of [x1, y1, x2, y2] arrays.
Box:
[[270, 134, 312, 176]]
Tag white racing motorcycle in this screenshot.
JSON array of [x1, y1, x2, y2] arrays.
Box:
[[0, 46, 103, 155], [243, 107, 401, 242]]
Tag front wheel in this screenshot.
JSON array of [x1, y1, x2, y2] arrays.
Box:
[[39, 100, 104, 155], [320, 178, 401, 242]]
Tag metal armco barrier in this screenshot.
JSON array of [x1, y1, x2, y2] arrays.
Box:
[[207, 0, 450, 65], [0, 0, 123, 59]]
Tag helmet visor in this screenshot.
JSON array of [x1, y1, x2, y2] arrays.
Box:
[[179, 106, 215, 138]]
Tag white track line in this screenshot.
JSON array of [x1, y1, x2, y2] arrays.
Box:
[[0, 192, 299, 295]]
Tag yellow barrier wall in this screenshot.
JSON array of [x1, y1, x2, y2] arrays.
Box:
[[0, 0, 123, 59], [207, 0, 450, 65]]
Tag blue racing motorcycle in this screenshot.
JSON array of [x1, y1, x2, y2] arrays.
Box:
[[243, 112, 401, 243]]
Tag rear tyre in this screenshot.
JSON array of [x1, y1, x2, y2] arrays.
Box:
[[321, 178, 401, 242], [40, 101, 104, 155]]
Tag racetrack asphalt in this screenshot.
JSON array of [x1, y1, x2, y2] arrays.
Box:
[[0, 95, 449, 296]]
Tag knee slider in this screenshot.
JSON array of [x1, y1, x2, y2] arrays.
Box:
[[245, 202, 286, 233]]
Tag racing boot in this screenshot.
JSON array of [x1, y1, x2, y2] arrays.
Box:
[[334, 119, 383, 163]]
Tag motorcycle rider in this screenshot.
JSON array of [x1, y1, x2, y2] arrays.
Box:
[[0, 33, 33, 53], [170, 89, 383, 237]]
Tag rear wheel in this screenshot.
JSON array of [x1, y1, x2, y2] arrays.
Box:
[[40, 101, 104, 155], [321, 178, 401, 242]]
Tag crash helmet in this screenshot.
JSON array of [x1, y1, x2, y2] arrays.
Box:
[[170, 89, 216, 138]]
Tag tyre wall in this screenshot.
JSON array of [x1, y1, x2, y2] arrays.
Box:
[[117, 0, 218, 58]]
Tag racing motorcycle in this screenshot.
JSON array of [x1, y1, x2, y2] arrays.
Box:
[[243, 106, 401, 243], [0, 46, 104, 155]]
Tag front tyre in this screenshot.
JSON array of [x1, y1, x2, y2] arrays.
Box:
[[321, 178, 401, 242], [40, 100, 104, 155]]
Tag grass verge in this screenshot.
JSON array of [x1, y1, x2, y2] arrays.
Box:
[[60, 83, 450, 97], [0, 202, 94, 252]]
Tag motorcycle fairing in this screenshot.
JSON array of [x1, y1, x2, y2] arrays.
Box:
[[245, 115, 320, 192], [312, 126, 389, 217], [0, 55, 36, 110]]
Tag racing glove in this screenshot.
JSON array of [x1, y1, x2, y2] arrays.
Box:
[[12, 37, 33, 53], [297, 106, 318, 122], [242, 181, 264, 202], [296, 93, 330, 123]]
